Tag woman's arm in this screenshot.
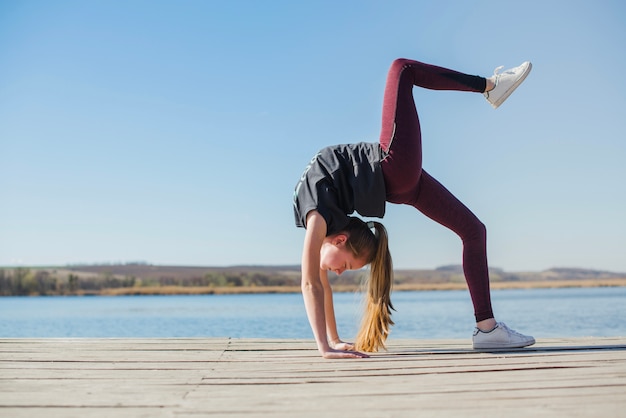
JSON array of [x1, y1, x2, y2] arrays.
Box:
[[320, 269, 354, 351], [301, 210, 367, 359], [319, 269, 339, 343]]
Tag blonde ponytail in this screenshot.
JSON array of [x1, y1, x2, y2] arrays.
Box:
[[353, 222, 394, 352], [340, 217, 394, 352]]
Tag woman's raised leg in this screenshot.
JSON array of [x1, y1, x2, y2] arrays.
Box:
[[379, 59, 485, 203]]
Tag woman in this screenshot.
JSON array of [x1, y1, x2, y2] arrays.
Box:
[[293, 58, 535, 359]]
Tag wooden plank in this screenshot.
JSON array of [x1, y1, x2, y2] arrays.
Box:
[[1, 337, 625, 418]]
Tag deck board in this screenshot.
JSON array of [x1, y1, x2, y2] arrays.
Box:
[[1, 337, 625, 417]]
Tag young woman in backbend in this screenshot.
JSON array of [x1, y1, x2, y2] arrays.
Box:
[[293, 58, 535, 359]]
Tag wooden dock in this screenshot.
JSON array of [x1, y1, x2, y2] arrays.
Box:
[[1, 337, 625, 417]]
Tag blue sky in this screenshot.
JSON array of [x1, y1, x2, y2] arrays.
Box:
[[1, 0, 625, 272]]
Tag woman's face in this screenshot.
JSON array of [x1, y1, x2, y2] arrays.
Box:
[[319, 235, 367, 275]]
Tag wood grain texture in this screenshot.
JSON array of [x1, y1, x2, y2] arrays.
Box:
[[1, 337, 625, 417]]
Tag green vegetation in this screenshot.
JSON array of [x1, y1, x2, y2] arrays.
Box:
[[0, 265, 303, 296]]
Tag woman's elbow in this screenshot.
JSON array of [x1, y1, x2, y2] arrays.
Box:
[[301, 278, 322, 294]]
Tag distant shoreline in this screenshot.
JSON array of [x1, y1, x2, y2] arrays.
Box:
[[67, 278, 626, 296], [3, 265, 625, 297]]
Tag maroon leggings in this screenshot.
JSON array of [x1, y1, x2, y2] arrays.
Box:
[[379, 58, 493, 322]]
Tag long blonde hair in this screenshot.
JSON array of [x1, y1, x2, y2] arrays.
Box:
[[342, 217, 394, 352]]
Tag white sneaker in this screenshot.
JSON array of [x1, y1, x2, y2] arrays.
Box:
[[483, 61, 532, 109], [472, 322, 535, 349]]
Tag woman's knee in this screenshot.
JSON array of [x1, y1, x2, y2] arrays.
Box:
[[389, 58, 412, 74], [463, 218, 487, 243]]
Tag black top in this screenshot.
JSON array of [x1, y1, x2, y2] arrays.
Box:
[[293, 142, 387, 235]]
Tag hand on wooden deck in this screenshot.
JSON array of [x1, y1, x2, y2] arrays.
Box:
[[330, 340, 356, 351], [323, 348, 370, 359]]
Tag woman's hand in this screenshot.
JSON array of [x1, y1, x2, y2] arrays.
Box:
[[329, 339, 355, 351], [322, 348, 369, 359], [325, 339, 368, 358]]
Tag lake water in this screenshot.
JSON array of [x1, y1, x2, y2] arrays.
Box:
[[1, 287, 625, 340]]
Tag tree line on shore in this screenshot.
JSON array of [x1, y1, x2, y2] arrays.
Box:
[[2, 264, 624, 296], [0, 267, 304, 296]]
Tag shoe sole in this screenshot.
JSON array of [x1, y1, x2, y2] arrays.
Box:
[[490, 62, 533, 109], [473, 339, 536, 350]]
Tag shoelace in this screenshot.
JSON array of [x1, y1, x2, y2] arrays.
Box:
[[498, 322, 527, 337], [493, 65, 504, 77], [487, 66, 505, 91]]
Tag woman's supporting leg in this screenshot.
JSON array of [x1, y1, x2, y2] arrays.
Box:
[[379, 58, 493, 322], [409, 171, 494, 322]]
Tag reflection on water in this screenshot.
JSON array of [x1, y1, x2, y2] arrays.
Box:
[[0, 287, 624, 339]]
